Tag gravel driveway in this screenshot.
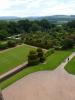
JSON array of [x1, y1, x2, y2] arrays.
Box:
[[2, 52, 75, 100]]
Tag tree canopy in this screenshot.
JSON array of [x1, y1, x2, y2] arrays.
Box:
[[0, 19, 75, 50]]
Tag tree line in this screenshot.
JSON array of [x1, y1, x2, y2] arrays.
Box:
[[0, 19, 75, 49]]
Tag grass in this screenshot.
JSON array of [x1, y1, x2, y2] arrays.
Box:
[[0, 44, 34, 75], [65, 56, 75, 75], [0, 50, 72, 89]]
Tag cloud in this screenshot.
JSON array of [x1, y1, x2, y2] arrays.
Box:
[[0, 0, 75, 17]]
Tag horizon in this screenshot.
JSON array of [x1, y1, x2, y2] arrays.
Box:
[[0, 0, 75, 17], [0, 14, 75, 18]]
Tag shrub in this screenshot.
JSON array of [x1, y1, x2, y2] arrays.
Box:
[[28, 58, 40, 66], [28, 50, 40, 66], [54, 46, 62, 50], [40, 55, 45, 63], [0, 42, 8, 50], [7, 40, 16, 48], [62, 38, 74, 50], [37, 48, 45, 62], [28, 48, 46, 66], [45, 48, 55, 57], [37, 48, 43, 57], [15, 39, 22, 45]]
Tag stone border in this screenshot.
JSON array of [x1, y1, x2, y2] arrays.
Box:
[[0, 62, 28, 83], [0, 90, 4, 100]]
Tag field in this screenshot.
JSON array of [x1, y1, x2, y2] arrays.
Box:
[[65, 56, 75, 75], [0, 50, 72, 89], [0, 44, 34, 75]]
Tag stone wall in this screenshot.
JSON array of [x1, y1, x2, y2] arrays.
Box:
[[0, 91, 4, 100]]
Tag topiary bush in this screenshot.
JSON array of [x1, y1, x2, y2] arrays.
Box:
[[28, 50, 40, 66], [37, 48, 45, 63], [28, 48, 46, 66]]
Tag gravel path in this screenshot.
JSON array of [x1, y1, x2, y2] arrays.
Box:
[[2, 52, 75, 100]]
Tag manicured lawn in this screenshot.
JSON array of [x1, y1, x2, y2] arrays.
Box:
[[0, 44, 34, 75], [0, 50, 72, 89], [65, 57, 75, 75]]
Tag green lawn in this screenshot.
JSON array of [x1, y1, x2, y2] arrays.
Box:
[[0, 50, 72, 89], [0, 44, 34, 75], [65, 57, 75, 75]]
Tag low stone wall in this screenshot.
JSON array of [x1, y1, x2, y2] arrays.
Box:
[[0, 62, 28, 83], [0, 91, 4, 100]]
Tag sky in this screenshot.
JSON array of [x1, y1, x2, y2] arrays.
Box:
[[0, 0, 75, 17]]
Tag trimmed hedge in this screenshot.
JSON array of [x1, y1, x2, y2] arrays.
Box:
[[0, 39, 22, 50], [7, 40, 16, 48], [28, 48, 45, 66], [45, 48, 55, 57], [0, 42, 8, 50], [28, 50, 40, 66]]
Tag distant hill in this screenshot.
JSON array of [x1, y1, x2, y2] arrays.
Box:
[[24, 15, 75, 24], [0, 15, 75, 23], [0, 16, 20, 20]]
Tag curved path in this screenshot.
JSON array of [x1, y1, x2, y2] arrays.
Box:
[[2, 52, 75, 100]]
